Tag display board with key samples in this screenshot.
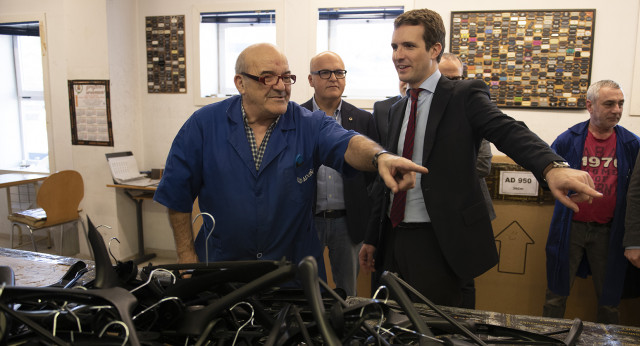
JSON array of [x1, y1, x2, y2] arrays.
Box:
[[450, 10, 595, 109], [145, 15, 186, 93]]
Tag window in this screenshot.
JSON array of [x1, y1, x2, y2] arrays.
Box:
[[199, 10, 276, 99], [0, 21, 49, 172], [317, 7, 403, 99]]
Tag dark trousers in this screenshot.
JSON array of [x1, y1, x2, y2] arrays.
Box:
[[543, 221, 619, 324], [382, 221, 463, 307], [460, 279, 476, 309]]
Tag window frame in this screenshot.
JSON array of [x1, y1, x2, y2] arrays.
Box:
[[0, 13, 53, 174], [308, 0, 412, 110], [192, 2, 285, 107], [316, 7, 404, 101]]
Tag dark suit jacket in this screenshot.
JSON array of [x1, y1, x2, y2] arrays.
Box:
[[301, 98, 379, 244], [372, 95, 402, 148], [365, 77, 563, 281]]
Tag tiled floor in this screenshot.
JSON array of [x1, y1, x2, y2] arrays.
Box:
[[0, 232, 59, 255]]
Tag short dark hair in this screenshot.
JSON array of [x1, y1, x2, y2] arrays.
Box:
[[394, 9, 446, 62]]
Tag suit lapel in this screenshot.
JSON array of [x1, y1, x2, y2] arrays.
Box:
[[388, 96, 409, 154], [341, 102, 355, 130], [422, 77, 452, 164]]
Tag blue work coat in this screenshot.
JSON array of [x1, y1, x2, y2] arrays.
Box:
[[545, 120, 640, 306], [154, 95, 357, 267]]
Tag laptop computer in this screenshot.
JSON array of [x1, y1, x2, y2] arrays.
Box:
[[105, 152, 159, 187]]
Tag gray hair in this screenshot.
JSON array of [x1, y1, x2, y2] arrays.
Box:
[[235, 54, 246, 74], [586, 80, 622, 102], [441, 52, 462, 64]]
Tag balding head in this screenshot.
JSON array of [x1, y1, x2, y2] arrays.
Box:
[[235, 43, 287, 74], [308, 51, 346, 105], [439, 52, 464, 80], [309, 51, 344, 72]]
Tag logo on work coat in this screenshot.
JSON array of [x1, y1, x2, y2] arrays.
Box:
[[297, 169, 314, 184]]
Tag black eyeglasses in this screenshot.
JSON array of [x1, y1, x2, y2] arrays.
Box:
[[311, 69, 347, 79], [241, 72, 296, 85], [446, 75, 465, 81]]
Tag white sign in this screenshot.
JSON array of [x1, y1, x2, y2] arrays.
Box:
[[499, 171, 539, 196]]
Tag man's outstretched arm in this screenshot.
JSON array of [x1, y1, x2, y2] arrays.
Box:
[[545, 167, 603, 212], [344, 135, 428, 192]]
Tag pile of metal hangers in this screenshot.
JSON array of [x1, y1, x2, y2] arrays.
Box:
[[0, 216, 584, 345]]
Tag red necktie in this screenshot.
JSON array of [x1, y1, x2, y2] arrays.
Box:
[[389, 88, 422, 228]]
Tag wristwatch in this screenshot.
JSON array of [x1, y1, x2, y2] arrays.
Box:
[[543, 160, 571, 181], [372, 150, 391, 169], [551, 161, 571, 169]]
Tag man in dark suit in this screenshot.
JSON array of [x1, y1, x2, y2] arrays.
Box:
[[373, 81, 406, 147], [359, 9, 602, 306], [440, 52, 496, 309], [301, 51, 379, 296]]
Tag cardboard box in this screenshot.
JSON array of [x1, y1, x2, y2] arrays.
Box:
[[476, 156, 640, 326]]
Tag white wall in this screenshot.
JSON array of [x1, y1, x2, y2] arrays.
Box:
[[0, 0, 639, 258]]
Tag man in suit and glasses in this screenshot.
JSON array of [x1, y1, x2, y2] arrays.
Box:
[[302, 51, 379, 296]]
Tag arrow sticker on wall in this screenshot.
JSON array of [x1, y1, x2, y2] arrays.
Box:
[[494, 221, 534, 274]]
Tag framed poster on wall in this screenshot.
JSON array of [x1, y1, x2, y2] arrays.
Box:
[[68, 80, 114, 146], [450, 9, 595, 109]]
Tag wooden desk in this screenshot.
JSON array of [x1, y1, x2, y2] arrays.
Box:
[[0, 173, 48, 187], [1, 173, 49, 246], [1, 173, 49, 211], [107, 184, 157, 264]]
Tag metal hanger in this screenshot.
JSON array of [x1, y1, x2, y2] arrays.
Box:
[[192, 212, 215, 265], [229, 301, 255, 346], [108, 237, 120, 264], [98, 320, 129, 346], [52, 302, 83, 336], [132, 296, 182, 321], [130, 268, 176, 293]]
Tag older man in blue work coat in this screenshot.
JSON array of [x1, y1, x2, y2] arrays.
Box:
[[154, 43, 426, 268]]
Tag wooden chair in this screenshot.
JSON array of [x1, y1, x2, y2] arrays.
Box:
[[8, 170, 87, 255]]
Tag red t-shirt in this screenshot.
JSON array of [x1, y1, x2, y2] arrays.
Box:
[[573, 130, 617, 224]]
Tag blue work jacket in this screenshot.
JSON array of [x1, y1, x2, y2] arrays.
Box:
[[545, 120, 640, 306], [154, 95, 357, 266]]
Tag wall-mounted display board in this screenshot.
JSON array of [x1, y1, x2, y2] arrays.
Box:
[[450, 9, 595, 109], [145, 15, 186, 93], [68, 80, 113, 146]]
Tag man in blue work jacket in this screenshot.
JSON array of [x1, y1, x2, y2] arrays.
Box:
[[154, 43, 427, 269], [543, 80, 640, 324]]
